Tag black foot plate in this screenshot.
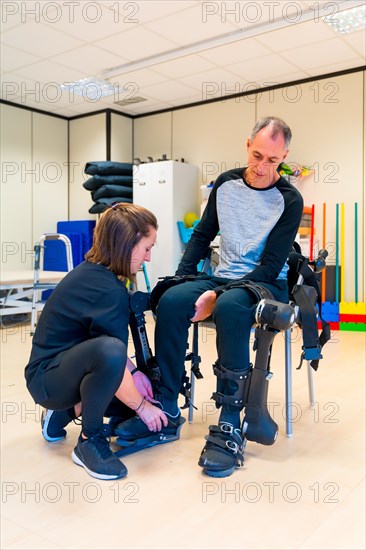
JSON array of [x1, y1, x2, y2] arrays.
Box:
[[114, 417, 186, 457]]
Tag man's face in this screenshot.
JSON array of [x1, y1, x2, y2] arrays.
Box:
[[245, 126, 289, 187]]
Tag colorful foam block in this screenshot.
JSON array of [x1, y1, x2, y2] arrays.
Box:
[[318, 321, 339, 331], [339, 302, 366, 315], [321, 301, 340, 322], [339, 322, 366, 332], [340, 314, 366, 323]]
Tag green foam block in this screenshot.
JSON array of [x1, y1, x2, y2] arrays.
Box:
[[339, 322, 366, 332]]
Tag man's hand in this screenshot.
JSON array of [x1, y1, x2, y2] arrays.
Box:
[[191, 290, 216, 322]]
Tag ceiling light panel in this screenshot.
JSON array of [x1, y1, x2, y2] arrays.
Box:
[[60, 78, 119, 99], [324, 4, 366, 34]]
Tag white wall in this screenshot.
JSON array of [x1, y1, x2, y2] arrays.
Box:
[[32, 113, 68, 244], [133, 112, 172, 161], [172, 98, 255, 188], [69, 113, 106, 220], [111, 112, 133, 162], [0, 104, 68, 271]]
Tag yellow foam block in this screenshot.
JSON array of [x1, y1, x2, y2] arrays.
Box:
[[339, 302, 366, 315]]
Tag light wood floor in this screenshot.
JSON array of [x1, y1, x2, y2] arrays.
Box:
[[1, 315, 365, 550]]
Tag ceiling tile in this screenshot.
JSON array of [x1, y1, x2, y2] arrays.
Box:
[[0, 0, 52, 32], [13, 60, 90, 86], [65, 100, 112, 115], [264, 71, 312, 85], [38, 1, 136, 42], [227, 55, 304, 83], [306, 58, 365, 76], [0, 12, 23, 33], [199, 38, 271, 64], [152, 55, 216, 78], [46, 106, 82, 117], [145, 4, 238, 46], [52, 45, 128, 77], [208, 0, 312, 30], [1, 20, 84, 58], [1, 71, 87, 110], [111, 1, 200, 25], [113, 67, 169, 88], [1, 72, 41, 103], [95, 27, 179, 62], [109, 69, 168, 95], [122, 100, 173, 115], [0, 0, 363, 117], [256, 20, 337, 52], [342, 31, 366, 59], [280, 38, 362, 70], [181, 67, 252, 100], [168, 94, 204, 106], [96, 90, 143, 107], [139, 80, 199, 102], [2, 94, 59, 113], [0, 44, 42, 73]]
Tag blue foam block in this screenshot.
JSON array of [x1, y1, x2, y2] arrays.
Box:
[[57, 220, 96, 256], [321, 301, 340, 322], [43, 232, 83, 271]]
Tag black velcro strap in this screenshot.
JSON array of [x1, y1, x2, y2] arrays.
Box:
[[299, 266, 331, 370], [213, 364, 250, 382], [292, 284, 330, 371], [204, 424, 245, 465], [145, 357, 161, 384], [150, 274, 210, 314], [220, 280, 275, 302], [212, 364, 251, 408], [288, 246, 330, 371]]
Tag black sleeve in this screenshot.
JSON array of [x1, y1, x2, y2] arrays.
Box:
[[214, 185, 304, 294], [175, 179, 220, 276]]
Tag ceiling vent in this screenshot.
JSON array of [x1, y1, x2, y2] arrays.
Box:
[[114, 96, 147, 106]]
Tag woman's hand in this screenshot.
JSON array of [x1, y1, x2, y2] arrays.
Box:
[[137, 400, 168, 432], [191, 290, 216, 322], [132, 370, 154, 401]]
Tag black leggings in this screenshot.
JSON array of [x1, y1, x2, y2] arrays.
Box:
[[42, 336, 130, 437]]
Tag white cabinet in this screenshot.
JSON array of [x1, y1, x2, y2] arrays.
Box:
[[133, 160, 199, 288]]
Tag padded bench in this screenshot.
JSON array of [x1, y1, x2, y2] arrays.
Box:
[[0, 270, 67, 321]]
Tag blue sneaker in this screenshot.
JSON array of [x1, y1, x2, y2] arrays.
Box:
[[41, 409, 73, 442], [72, 433, 127, 480]]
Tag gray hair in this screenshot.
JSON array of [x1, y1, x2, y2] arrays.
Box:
[[251, 116, 292, 149]]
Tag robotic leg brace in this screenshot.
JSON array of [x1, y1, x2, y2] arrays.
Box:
[[114, 291, 185, 458], [199, 299, 295, 477]]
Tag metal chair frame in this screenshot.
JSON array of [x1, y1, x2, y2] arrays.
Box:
[[30, 233, 73, 334]]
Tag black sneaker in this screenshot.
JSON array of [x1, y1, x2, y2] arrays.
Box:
[[71, 433, 127, 480], [115, 411, 181, 442], [41, 409, 73, 442]]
